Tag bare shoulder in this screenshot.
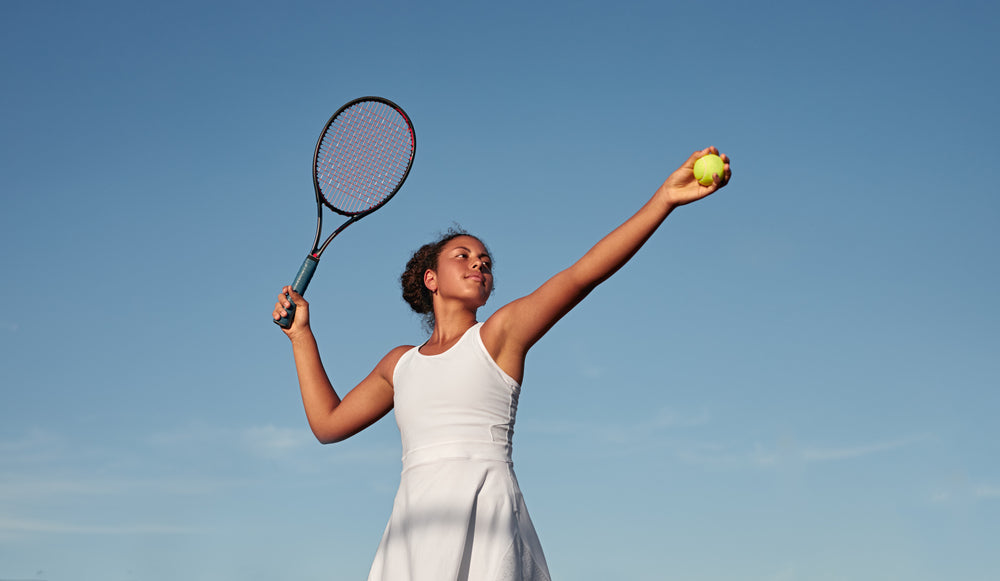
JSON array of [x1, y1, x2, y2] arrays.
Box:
[[481, 291, 555, 355], [374, 344, 416, 385]]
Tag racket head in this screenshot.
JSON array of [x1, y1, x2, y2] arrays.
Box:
[[313, 96, 416, 217]]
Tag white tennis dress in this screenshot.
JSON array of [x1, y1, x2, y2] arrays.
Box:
[[367, 323, 551, 581]]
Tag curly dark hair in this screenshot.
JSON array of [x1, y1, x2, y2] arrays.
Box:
[[400, 227, 492, 329]]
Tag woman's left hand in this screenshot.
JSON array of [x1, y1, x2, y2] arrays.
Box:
[[656, 146, 732, 207]]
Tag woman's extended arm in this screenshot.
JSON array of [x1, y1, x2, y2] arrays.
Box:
[[483, 147, 731, 380]]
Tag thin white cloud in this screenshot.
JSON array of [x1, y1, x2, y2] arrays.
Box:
[[240, 424, 312, 458], [578, 362, 605, 379], [739, 435, 928, 467], [929, 479, 1000, 504], [522, 406, 710, 441], [148, 423, 336, 459], [0, 424, 341, 505], [800, 436, 924, 462], [671, 435, 928, 469], [0, 516, 200, 535], [0, 428, 63, 458], [672, 441, 749, 468], [977, 485, 1000, 499], [768, 562, 799, 581], [750, 442, 781, 466], [646, 407, 711, 429], [147, 422, 319, 464], [0, 426, 253, 500], [0, 474, 249, 501]]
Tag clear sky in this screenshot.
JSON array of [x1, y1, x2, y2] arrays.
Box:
[[1, 1, 997, 580]]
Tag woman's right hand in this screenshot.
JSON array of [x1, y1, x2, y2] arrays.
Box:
[[273, 286, 310, 338]]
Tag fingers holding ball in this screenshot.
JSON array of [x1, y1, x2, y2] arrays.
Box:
[[693, 153, 727, 186]]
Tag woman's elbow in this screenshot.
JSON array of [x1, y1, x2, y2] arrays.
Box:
[[311, 425, 348, 445]]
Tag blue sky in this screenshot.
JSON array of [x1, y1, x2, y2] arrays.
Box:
[[1, 1, 997, 580]]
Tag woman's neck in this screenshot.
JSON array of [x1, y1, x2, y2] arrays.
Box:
[[423, 309, 478, 353]]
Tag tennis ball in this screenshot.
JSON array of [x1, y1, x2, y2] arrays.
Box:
[[693, 154, 725, 186]]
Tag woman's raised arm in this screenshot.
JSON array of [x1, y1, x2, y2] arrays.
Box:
[[482, 147, 731, 381]]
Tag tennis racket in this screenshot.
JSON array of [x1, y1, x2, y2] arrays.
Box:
[[275, 96, 416, 329]]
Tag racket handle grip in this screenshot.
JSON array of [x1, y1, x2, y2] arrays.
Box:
[[274, 255, 319, 329]]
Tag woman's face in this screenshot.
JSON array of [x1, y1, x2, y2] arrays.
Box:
[[425, 235, 493, 308]]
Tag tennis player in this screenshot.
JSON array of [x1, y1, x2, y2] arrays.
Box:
[[273, 146, 731, 581]]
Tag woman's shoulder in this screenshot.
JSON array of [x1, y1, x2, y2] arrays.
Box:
[[383, 344, 416, 364], [374, 344, 416, 382]]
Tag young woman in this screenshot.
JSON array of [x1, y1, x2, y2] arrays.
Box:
[[273, 147, 731, 581]]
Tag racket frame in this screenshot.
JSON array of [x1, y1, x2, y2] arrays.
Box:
[[276, 96, 415, 329]]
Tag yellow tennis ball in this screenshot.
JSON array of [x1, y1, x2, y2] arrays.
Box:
[[693, 154, 725, 186]]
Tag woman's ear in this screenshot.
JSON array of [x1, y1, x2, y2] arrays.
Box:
[[423, 269, 438, 293]]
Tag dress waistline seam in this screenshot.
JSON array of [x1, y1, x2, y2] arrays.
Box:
[[401, 441, 512, 471]]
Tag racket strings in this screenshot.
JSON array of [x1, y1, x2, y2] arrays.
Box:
[[316, 101, 414, 214]]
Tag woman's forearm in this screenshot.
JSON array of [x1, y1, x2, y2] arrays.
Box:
[[568, 193, 676, 291], [289, 331, 342, 438]]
